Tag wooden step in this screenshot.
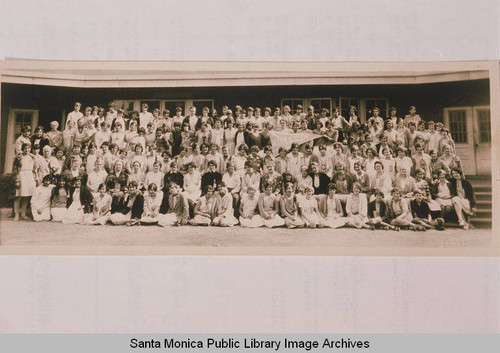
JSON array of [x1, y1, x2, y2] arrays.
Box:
[[475, 192, 492, 201], [470, 219, 492, 228], [476, 200, 492, 209], [473, 186, 492, 193], [472, 210, 492, 218]]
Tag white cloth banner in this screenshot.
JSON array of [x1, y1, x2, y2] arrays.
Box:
[[269, 131, 323, 156]]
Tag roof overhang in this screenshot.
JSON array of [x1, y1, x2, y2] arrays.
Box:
[[0, 61, 494, 88]]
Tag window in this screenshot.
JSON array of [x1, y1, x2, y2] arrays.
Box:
[[365, 98, 388, 119], [339, 98, 360, 118], [281, 99, 305, 114], [14, 112, 34, 140], [140, 100, 160, 112], [191, 100, 214, 114], [478, 109, 491, 143], [113, 100, 136, 113], [163, 100, 186, 115], [309, 98, 332, 114], [448, 110, 468, 143], [4, 109, 39, 173]]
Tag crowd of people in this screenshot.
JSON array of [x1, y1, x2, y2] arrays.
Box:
[[11, 101, 477, 231]]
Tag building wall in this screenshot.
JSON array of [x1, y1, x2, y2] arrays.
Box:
[[0, 79, 490, 173]]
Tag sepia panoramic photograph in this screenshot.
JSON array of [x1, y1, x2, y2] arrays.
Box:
[[0, 60, 497, 255]]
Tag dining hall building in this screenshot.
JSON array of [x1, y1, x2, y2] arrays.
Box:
[[1, 61, 496, 228], [0, 61, 494, 177]]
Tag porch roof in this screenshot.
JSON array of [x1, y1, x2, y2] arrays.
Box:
[[0, 60, 492, 88]]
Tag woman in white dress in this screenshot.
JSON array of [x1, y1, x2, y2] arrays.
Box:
[[345, 182, 369, 229], [223, 119, 238, 156], [50, 176, 69, 222], [183, 162, 202, 206], [387, 187, 415, 230], [212, 184, 239, 227], [86, 158, 108, 194], [287, 143, 305, 179], [62, 120, 75, 151], [295, 165, 313, 202], [369, 161, 392, 201], [31, 174, 54, 222], [393, 167, 416, 204], [84, 183, 112, 225], [298, 186, 325, 228], [127, 160, 146, 191], [13, 143, 37, 221], [141, 183, 164, 225], [144, 161, 165, 190], [124, 120, 139, 152], [239, 187, 263, 228], [319, 183, 348, 229], [189, 185, 218, 226], [63, 176, 93, 224], [210, 119, 224, 150], [257, 183, 285, 228], [279, 182, 305, 229]]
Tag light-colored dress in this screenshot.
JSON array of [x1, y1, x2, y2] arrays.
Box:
[[280, 194, 305, 228], [87, 170, 108, 194], [224, 128, 237, 155], [144, 171, 165, 190], [239, 194, 263, 228], [213, 193, 238, 227], [323, 196, 347, 229], [17, 155, 36, 197], [63, 188, 84, 224], [84, 193, 112, 225], [183, 171, 202, 202], [141, 191, 164, 224], [51, 187, 69, 222], [299, 197, 323, 227], [31, 185, 54, 221], [345, 194, 368, 228], [258, 193, 285, 228]]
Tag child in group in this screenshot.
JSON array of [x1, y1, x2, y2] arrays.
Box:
[[31, 174, 55, 222]]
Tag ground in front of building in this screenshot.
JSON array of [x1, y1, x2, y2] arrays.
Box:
[[0, 209, 492, 250]]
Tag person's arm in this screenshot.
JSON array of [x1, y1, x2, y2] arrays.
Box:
[[318, 196, 327, 218], [279, 197, 293, 218], [258, 195, 270, 219], [395, 200, 410, 220], [193, 200, 208, 218], [239, 199, 246, 219]]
